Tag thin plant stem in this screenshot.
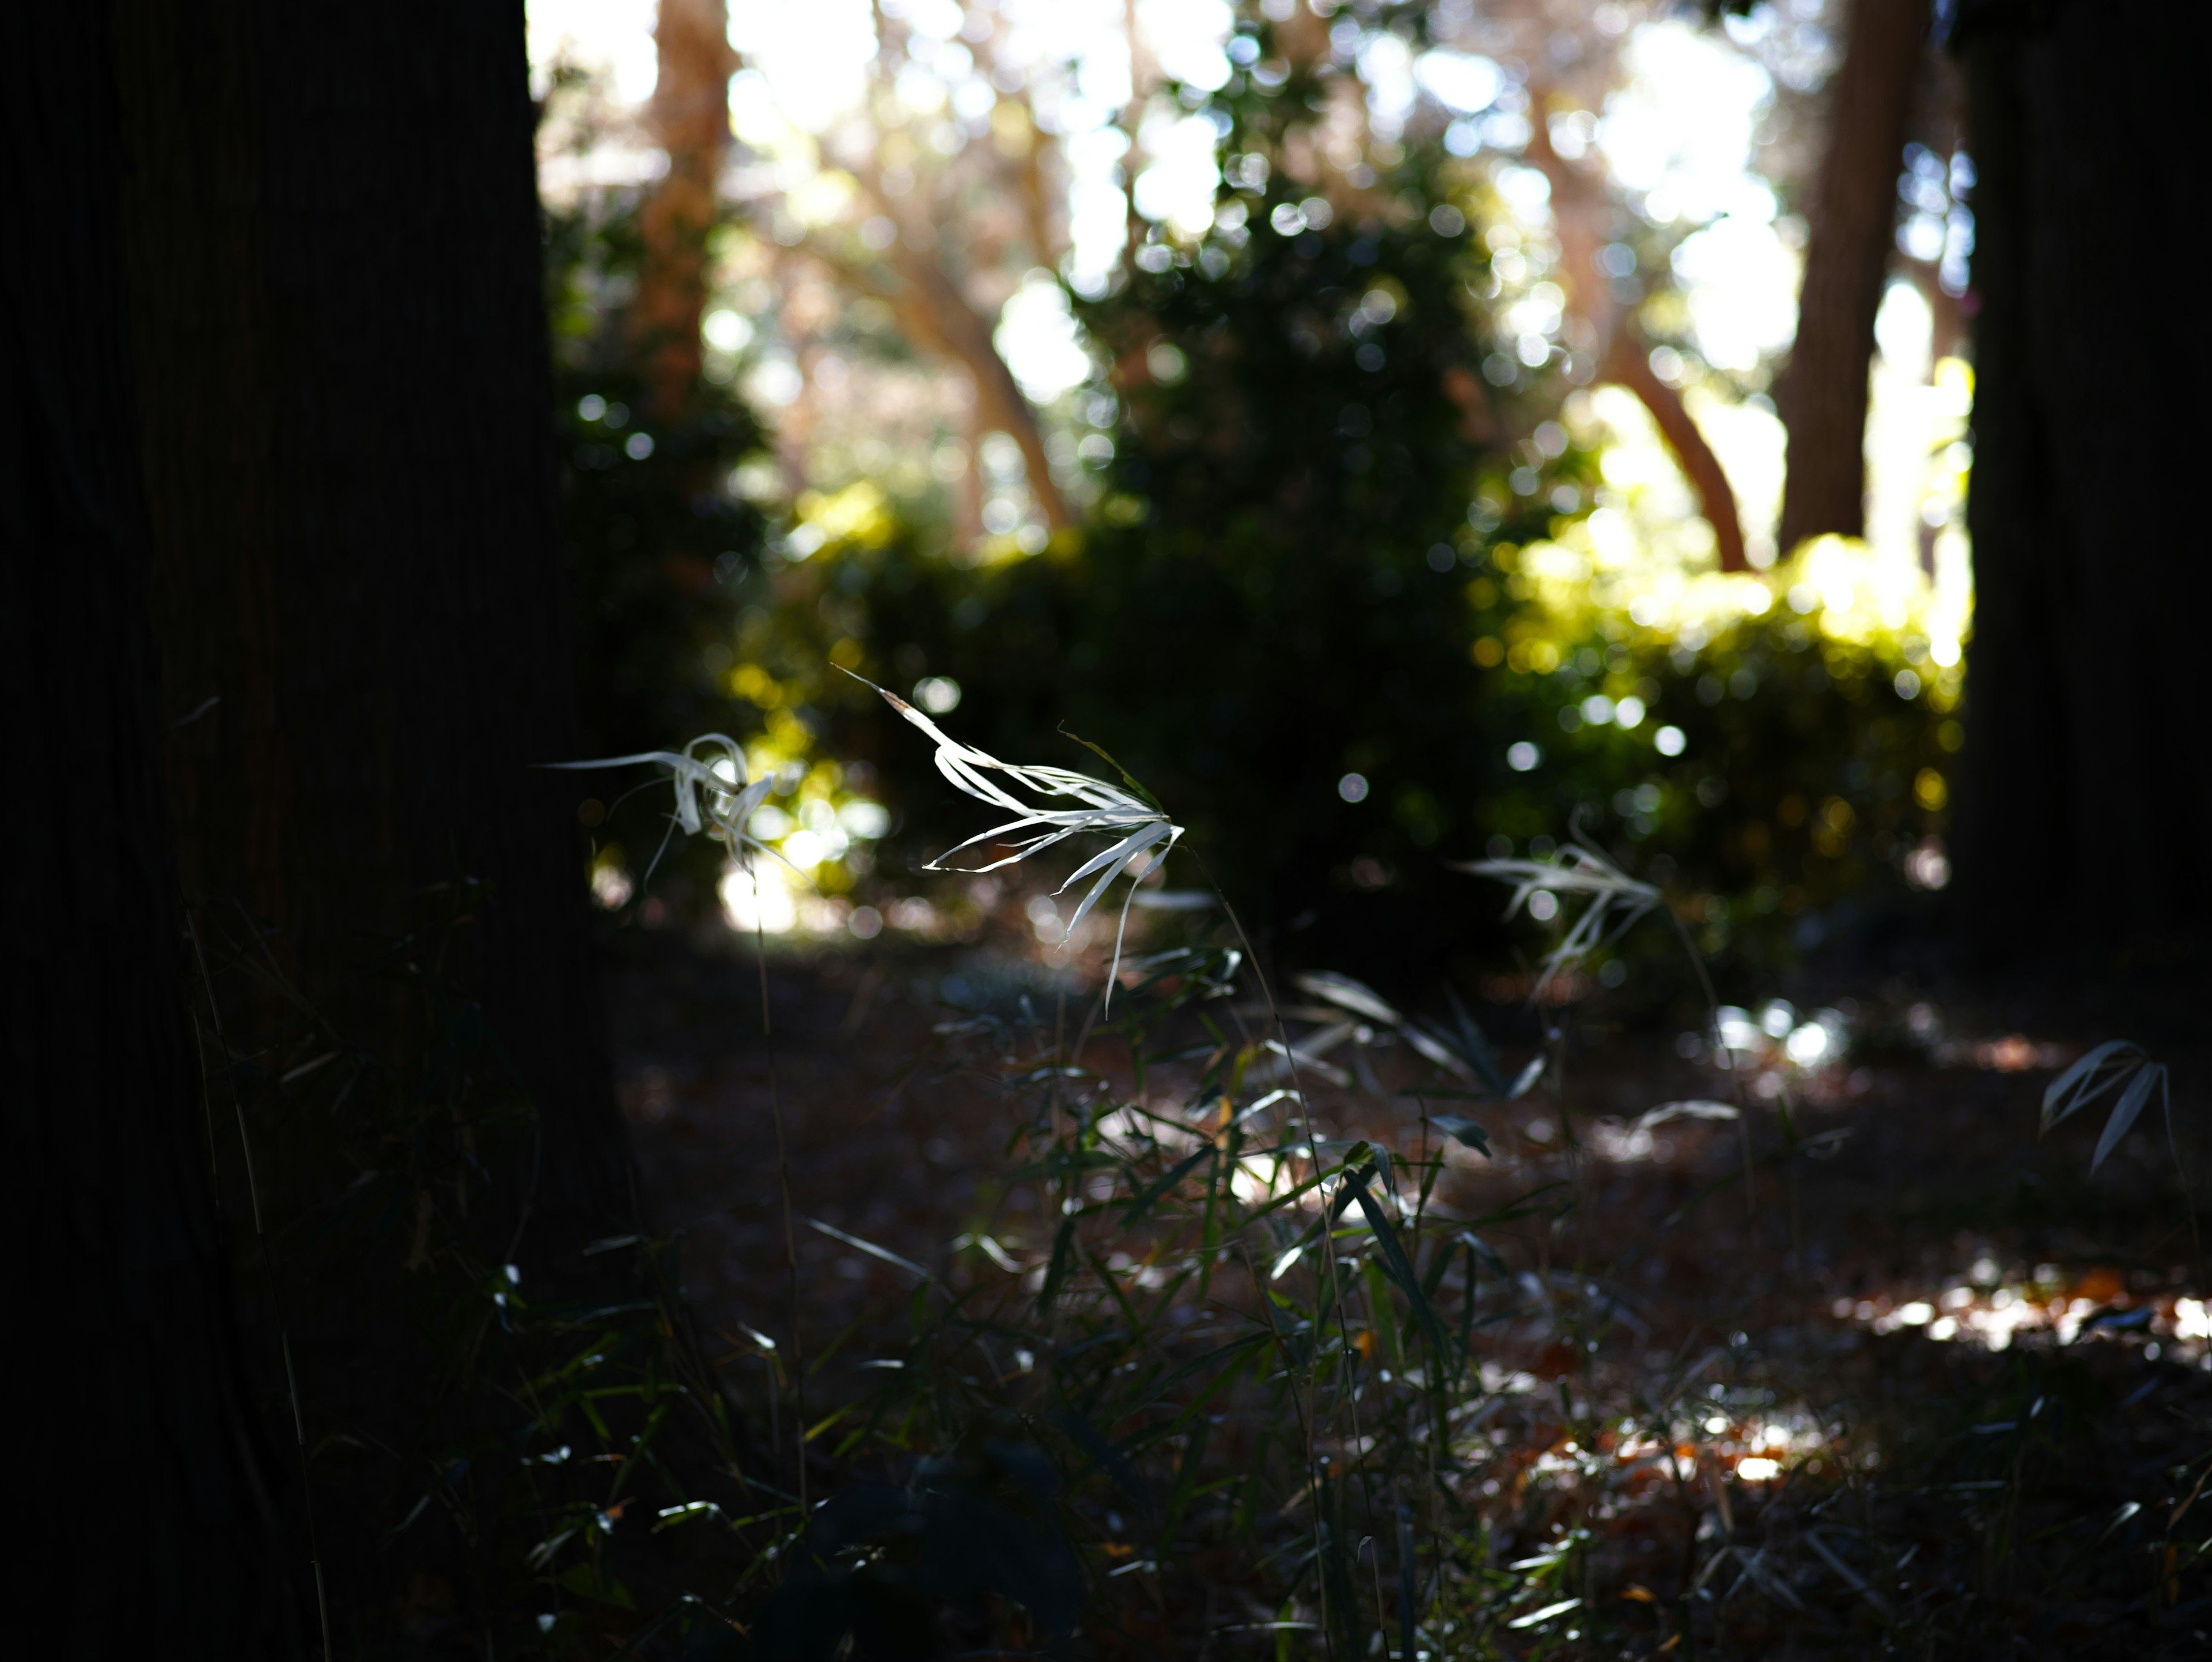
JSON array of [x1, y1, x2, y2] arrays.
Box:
[[185, 909, 333, 1662], [1669, 910, 1756, 1230], [1199, 857, 1371, 1659], [752, 863, 806, 1521]]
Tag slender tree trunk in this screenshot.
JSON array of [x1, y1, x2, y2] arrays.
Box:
[[801, 228, 1075, 531], [636, 0, 736, 422], [115, 1, 630, 1266], [1527, 98, 1748, 571], [1950, 5, 2212, 956], [3, 8, 291, 1654], [1776, 0, 1931, 552]]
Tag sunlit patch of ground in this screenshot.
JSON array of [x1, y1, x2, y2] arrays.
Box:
[[605, 914, 2212, 1656]]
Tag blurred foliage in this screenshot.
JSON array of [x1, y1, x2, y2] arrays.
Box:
[[541, 32, 1956, 993], [543, 193, 777, 906]]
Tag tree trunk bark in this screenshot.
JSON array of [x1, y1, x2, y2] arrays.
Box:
[[3, 8, 292, 1654], [115, 0, 631, 1262], [636, 0, 736, 423], [1776, 0, 1931, 552], [1950, 4, 2212, 957]]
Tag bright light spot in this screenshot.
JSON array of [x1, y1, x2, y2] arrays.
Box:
[[2177, 1298, 2212, 1341], [1359, 31, 1418, 135], [1928, 634, 1961, 668], [1132, 112, 1224, 237], [839, 800, 891, 839], [719, 861, 798, 934], [1528, 891, 1560, 923], [1600, 22, 1775, 224], [703, 309, 754, 352], [726, 0, 875, 132], [1784, 1023, 1830, 1067], [1138, 0, 1233, 92], [1507, 741, 1542, 772], [1654, 725, 1685, 756], [1338, 772, 1370, 803], [528, 0, 659, 104], [1671, 215, 1798, 370], [1874, 279, 1934, 383], [1904, 838, 1950, 891], [624, 432, 656, 460], [1894, 668, 1922, 699], [1736, 1457, 1781, 1482], [1581, 694, 1615, 725], [592, 864, 634, 910], [914, 676, 962, 714], [995, 272, 1093, 402], [1614, 695, 1646, 729], [1027, 892, 1062, 942], [1896, 1301, 1934, 1326], [1414, 50, 1503, 113], [748, 354, 803, 408], [848, 905, 882, 940], [1758, 1000, 1795, 1039]]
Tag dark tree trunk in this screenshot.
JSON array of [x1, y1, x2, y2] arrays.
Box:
[[1951, 3, 2212, 956], [113, 0, 631, 1260], [1776, 0, 1931, 552], [2, 9, 291, 1655]]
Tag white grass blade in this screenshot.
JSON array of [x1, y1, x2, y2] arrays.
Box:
[[1293, 971, 1403, 1027], [850, 670, 1183, 1006], [2041, 1039, 2139, 1131], [2090, 1063, 2161, 1172], [544, 734, 784, 867], [1634, 1100, 1738, 1133]]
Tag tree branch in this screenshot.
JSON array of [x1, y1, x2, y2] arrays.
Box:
[[1525, 90, 1748, 572]]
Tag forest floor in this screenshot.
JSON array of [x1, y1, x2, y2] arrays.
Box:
[[604, 905, 2212, 1660]]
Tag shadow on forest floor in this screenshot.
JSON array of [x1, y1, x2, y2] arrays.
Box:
[[604, 908, 2212, 1659]]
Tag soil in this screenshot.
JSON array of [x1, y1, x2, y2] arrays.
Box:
[[604, 909, 2212, 1658]]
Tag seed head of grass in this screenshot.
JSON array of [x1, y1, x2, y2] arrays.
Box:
[[851, 673, 1181, 1006], [547, 734, 782, 882]]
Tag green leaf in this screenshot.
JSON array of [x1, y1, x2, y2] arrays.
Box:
[[1057, 725, 1166, 813], [1120, 1145, 1216, 1225], [1428, 1114, 1490, 1156], [1348, 1178, 1450, 1355]]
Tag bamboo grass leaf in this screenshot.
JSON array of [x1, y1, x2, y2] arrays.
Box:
[[1294, 971, 1402, 1027], [807, 1218, 929, 1282], [2041, 1039, 2141, 1133], [1428, 1114, 1491, 1156], [1119, 1145, 1216, 1225], [2090, 1063, 2162, 1172], [1348, 1178, 1450, 1354]]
